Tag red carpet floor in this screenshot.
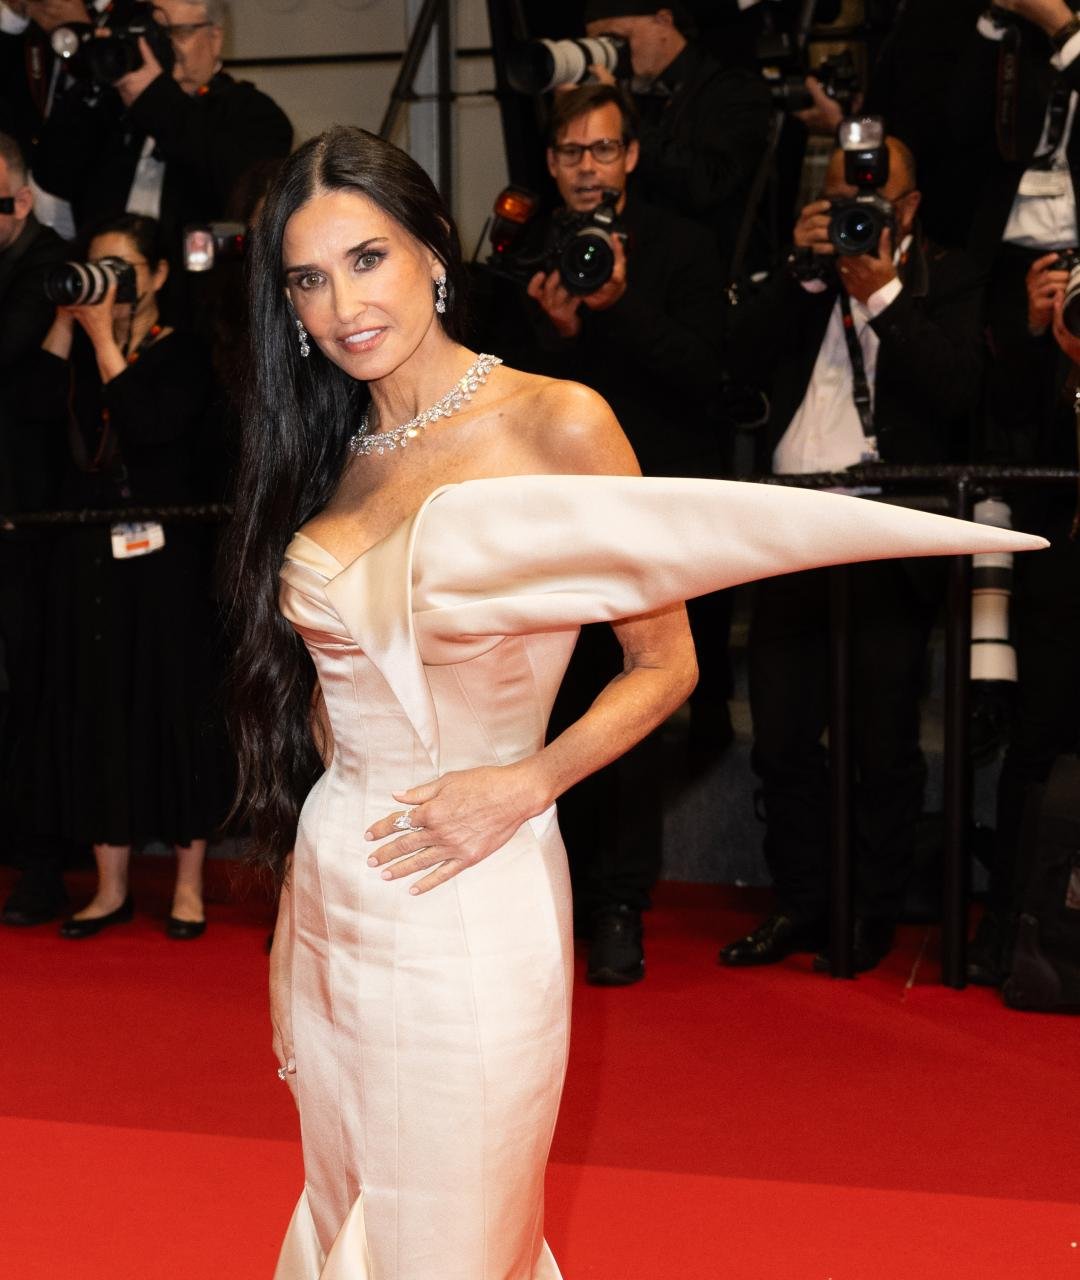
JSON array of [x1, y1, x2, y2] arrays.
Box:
[[1, 860, 1078, 1278]]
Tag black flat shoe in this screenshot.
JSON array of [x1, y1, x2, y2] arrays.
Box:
[[59, 895, 134, 939], [166, 916, 206, 940], [719, 912, 825, 967]]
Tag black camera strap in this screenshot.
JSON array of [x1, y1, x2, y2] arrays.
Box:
[[837, 288, 879, 460]]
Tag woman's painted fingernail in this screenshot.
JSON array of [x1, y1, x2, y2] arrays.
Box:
[[381, 870, 393, 881], [364, 830, 373, 840], [368, 856, 378, 867]]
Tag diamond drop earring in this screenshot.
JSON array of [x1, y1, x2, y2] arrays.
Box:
[[434, 273, 448, 315], [295, 316, 310, 358]]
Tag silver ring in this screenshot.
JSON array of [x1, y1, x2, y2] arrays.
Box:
[[393, 809, 424, 833], [277, 1058, 296, 1081]]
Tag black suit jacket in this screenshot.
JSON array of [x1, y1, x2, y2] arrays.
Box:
[[952, 17, 1080, 264], [0, 215, 67, 514], [631, 41, 772, 266], [731, 235, 986, 470], [31, 69, 292, 249]]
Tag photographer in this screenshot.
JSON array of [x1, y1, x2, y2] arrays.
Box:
[[582, 1, 771, 265], [475, 83, 730, 985], [720, 132, 986, 974], [7, 213, 226, 939], [0, 130, 68, 927], [966, 253, 1080, 984], [28, 0, 291, 275]]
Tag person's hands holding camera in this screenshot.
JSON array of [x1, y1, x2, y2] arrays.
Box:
[[992, 0, 1076, 36], [836, 227, 897, 303], [794, 198, 837, 257], [527, 269, 584, 337], [580, 232, 628, 313], [794, 77, 852, 137], [1026, 252, 1070, 335], [527, 236, 628, 334], [113, 34, 164, 106]]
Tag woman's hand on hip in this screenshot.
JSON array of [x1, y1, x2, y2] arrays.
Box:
[[365, 762, 552, 894]]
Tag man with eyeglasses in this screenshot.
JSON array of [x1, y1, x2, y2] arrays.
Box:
[[25, 0, 290, 291], [581, 1, 770, 270], [718, 135, 987, 976], [477, 83, 731, 985]]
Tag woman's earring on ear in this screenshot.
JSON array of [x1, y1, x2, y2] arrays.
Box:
[[434, 273, 448, 315], [295, 316, 310, 358]]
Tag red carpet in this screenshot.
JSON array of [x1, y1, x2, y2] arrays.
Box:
[[2, 861, 1078, 1278]]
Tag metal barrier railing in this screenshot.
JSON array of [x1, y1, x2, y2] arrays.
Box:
[[4, 464, 1078, 987]]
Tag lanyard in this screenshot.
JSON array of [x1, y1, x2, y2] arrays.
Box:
[[837, 289, 880, 462]]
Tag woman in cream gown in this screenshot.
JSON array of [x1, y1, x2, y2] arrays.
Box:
[[226, 128, 1044, 1280]]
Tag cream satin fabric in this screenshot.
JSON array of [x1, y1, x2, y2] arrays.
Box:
[[275, 475, 1045, 1280]]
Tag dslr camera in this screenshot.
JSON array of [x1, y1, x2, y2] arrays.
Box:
[[486, 187, 626, 296], [762, 50, 860, 115], [51, 0, 175, 85], [828, 116, 895, 257], [506, 35, 630, 94], [44, 257, 137, 306]]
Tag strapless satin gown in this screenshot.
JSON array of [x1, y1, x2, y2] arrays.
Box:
[[273, 475, 1044, 1280]]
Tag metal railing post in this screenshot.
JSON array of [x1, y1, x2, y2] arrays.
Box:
[[942, 475, 975, 988], [828, 563, 856, 978]]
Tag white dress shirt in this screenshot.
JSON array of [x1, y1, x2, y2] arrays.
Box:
[[979, 12, 1080, 249], [773, 244, 910, 476]]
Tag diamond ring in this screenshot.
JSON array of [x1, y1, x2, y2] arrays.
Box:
[[393, 809, 424, 833], [277, 1058, 296, 1081]]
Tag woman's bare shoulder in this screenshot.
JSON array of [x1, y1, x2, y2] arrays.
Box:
[[497, 368, 639, 476]]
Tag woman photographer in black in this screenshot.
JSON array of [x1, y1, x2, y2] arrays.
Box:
[[16, 212, 224, 939]]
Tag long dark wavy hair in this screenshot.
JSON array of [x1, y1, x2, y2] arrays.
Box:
[[222, 126, 468, 879]]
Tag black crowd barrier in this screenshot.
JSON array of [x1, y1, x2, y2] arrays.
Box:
[[4, 465, 1079, 988]]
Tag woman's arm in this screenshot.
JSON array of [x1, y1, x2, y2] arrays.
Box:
[[269, 854, 297, 1108], [365, 381, 698, 894]]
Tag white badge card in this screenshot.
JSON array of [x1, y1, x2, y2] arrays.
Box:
[[110, 521, 166, 559], [1017, 168, 1072, 198]]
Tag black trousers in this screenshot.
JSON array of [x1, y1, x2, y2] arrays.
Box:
[[990, 531, 1080, 914], [748, 559, 943, 923]]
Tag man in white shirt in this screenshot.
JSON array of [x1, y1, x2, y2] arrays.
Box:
[[719, 135, 986, 974]]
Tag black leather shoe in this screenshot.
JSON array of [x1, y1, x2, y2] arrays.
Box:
[[59, 895, 134, 939], [166, 915, 206, 940], [1, 873, 69, 927], [812, 917, 895, 975], [587, 905, 645, 986], [719, 912, 825, 967]]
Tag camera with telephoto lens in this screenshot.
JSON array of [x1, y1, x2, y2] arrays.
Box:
[[486, 187, 626, 296], [44, 257, 137, 306], [828, 115, 895, 257], [51, 1, 175, 86], [762, 50, 860, 115], [506, 35, 630, 94], [183, 222, 247, 272]]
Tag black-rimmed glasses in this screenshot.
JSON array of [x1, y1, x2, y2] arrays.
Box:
[[551, 138, 626, 166]]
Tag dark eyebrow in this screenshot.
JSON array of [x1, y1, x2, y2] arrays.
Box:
[[283, 237, 390, 277]]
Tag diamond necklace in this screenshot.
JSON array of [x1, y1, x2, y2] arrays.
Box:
[[348, 352, 503, 457]]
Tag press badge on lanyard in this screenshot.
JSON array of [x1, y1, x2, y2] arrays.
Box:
[[111, 521, 166, 559]]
